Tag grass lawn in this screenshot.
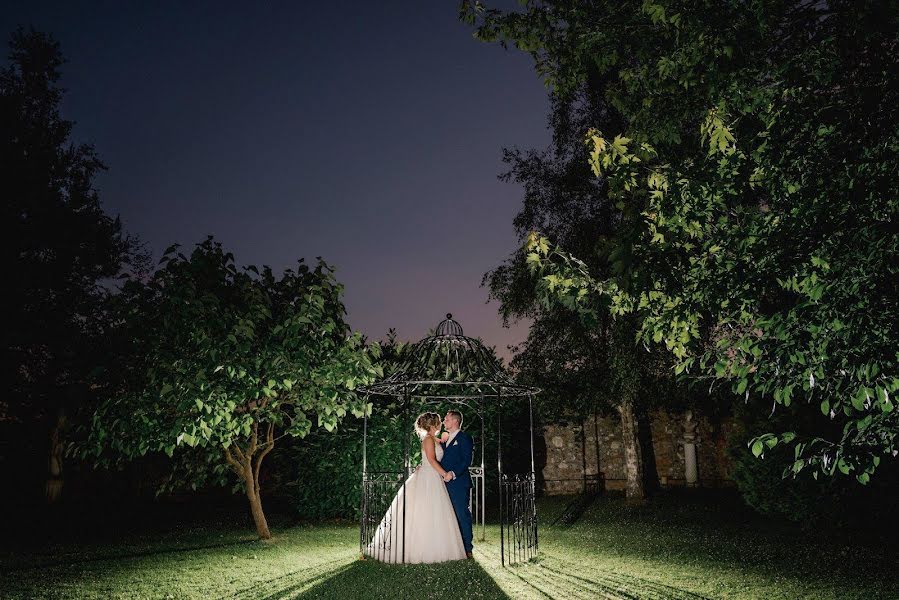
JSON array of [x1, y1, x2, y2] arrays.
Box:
[[1, 491, 896, 599]]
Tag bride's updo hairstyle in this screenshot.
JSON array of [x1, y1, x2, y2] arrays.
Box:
[[415, 412, 441, 440]]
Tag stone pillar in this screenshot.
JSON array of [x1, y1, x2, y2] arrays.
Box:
[[683, 410, 698, 487]]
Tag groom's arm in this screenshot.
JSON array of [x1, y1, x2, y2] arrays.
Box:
[[461, 432, 474, 469], [457, 432, 473, 473]]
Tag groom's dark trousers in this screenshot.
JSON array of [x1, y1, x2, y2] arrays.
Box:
[[440, 431, 474, 553]]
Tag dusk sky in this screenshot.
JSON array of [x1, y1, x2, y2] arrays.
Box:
[[2, 1, 549, 361]]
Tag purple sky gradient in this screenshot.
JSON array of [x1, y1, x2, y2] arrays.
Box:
[[2, 2, 550, 360]]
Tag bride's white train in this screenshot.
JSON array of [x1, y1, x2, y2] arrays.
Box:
[[365, 413, 467, 564]]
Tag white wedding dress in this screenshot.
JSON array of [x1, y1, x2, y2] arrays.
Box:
[[365, 437, 467, 563]]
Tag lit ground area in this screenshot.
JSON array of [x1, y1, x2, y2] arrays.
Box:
[[1, 493, 896, 599]]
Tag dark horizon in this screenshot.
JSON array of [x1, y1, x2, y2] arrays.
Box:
[[1, 2, 549, 359]]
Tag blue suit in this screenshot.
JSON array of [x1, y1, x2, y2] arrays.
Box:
[[440, 430, 474, 553]]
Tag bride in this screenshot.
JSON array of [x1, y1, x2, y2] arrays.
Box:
[[365, 412, 467, 563]]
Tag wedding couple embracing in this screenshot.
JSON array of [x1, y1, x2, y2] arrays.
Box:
[[366, 410, 474, 563]]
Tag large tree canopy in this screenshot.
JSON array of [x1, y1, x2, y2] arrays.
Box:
[[82, 239, 380, 538], [464, 0, 899, 483], [1, 28, 136, 503], [484, 87, 689, 501]]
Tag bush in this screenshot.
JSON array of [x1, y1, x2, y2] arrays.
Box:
[[728, 403, 899, 534], [273, 404, 412, 520], [729, 414, 838, 524]]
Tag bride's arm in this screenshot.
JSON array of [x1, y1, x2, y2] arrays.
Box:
[[422, 437, 447, 478]]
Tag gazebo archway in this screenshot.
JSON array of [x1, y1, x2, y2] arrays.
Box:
[[358, 314, 540, 566]]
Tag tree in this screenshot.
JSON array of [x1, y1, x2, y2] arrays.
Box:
[[0, 28, 136, 503], [81, 239, 380, 539], [464, 1, 899, 483], [483, 84, 690, 501], [278, 329, 411, 519]]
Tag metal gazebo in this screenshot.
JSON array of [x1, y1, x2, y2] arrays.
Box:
[[357, 313, 539, 566]]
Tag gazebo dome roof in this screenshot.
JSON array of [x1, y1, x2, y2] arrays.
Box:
[[359, 313, 538, 400]]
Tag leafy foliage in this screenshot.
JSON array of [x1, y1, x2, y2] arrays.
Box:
[[276, 330, 411, 519], [727, 403, 842, 524], [1, 28, 136, 425], [284, 406, 408, 520], [729, 399, 899, 533], [79, 238, 380, 534], [484, 90, 698, 425], [485, 92, 620, 421], [465, 0, 899, 482]]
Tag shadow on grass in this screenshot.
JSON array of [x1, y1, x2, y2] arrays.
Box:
[[296, 558, 511, 600], [225, 557, 358, 600], [0, 537, 261, 573], [536, 555, 712, 600], [476, 541, 712, 600]]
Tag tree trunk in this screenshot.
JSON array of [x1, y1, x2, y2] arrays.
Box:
[[45, 408, 66, 504], [618, 397, 646, 504], [225, 422, 276, 540], [244, 466, 271, 540], [637, 407, 660, 495]]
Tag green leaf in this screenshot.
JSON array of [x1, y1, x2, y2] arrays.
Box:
[[837, 458, 851, 475], [751, 440, 764, 457]]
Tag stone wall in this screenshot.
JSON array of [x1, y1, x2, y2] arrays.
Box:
[[542, 409, 733, 495]]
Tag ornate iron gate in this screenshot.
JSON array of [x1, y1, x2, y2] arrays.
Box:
[[469, 465, 485, 543], [360, 471, 405, 562], [499, 473, 538, 565]]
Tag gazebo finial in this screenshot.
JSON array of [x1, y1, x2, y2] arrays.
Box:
[[436, 312, 463, 336]]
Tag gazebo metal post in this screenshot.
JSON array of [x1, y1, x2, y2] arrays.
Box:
[[402, 384, 410, 564], [529, 393, 536, 476], [530, 393, 538, 554], [359, 406, 368, 553], [480, 395, 486, 542], [594, 408, 602, 488], [497, 385, 504, 567]]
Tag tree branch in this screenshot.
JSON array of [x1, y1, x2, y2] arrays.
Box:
[[232, 442, 247, 465], [234, 397, 270, 414], [253, 423, 276, 495], [248, 422, 259, 457], [223, 446, 244, 476]]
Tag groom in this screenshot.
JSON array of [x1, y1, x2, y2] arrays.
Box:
[[440, 409, 474, 559]]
